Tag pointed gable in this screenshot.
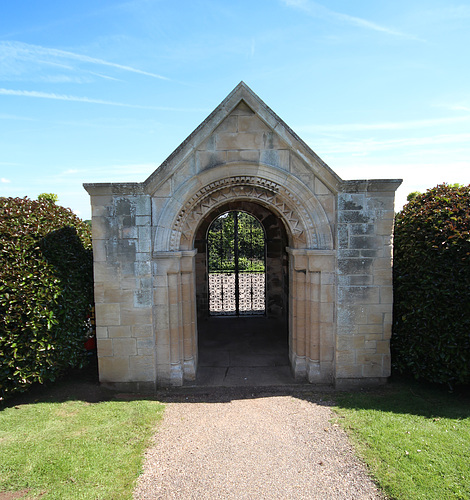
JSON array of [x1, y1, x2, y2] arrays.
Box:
[[143, 82, 341, 197]]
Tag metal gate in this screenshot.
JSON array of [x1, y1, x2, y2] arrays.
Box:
[[208, 211, 266, 316]]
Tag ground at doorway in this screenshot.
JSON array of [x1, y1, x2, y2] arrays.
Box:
[[134, 390, 383, 500], [195, 317, 304, 387]]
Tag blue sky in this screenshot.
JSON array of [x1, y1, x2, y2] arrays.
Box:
[[1, 0, 469, 219]]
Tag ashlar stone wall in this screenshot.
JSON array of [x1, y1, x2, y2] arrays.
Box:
[[84, 82, 401, 391], [336, 181, 397, 388]]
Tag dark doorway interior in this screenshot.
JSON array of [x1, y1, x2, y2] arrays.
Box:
[[193, 202, 294, 386], [194, 316, 299, 386]]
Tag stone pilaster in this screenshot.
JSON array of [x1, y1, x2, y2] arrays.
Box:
[[153, 250, 198, 386], [287, 248, 335, 383]]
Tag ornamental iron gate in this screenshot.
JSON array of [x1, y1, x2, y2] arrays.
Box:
[[208, 211, 266, 316]]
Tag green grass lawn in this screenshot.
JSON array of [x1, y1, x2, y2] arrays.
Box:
[[0, 395, 164, 499], [334, 379, 470, 500]]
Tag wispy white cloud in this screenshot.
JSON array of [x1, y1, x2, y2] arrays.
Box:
[[281, 0, 419, 39], [297, 115, 470, 133], [0, 88, 209, 112], [314, 132, 470, 155], [0, 40, 170, 81], [1, 178, 11, 183], [0, 113, 36, 121]]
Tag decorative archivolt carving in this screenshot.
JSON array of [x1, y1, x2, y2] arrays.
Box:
[[170, 175, 320, 251]]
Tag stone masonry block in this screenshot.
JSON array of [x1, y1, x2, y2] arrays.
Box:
[[338, 193, 365, 210], [197, 151, 227, 171], [373, 268, 393, 286], [137, 338, 154, 350], [121, 226, 138, 239], [92, 240, 106, 262], [120, 305, 152, 326], [338, 225, 349, 248], [338, 258, 373, 275], [338, 286, 380, 305], [96, 327, 108, 339], [314, 177, 331, 195], [97, 338, 113, 357], [135, 195, 151, 216], [335, 364, 362, 378], [93, 282, 105, 303], [349, 223, 375, 236], [358, 324, 383, 335], [338, 249, 361, 258], [95, 303, 120, 326], [238, 115, 270, 132], [136, 215, 151, 226], [91, 216, 112, 240], [376, 218, 394, 235], [338, 211, 370, 224], [350, 235, 381, 250], [260, 149, 289, 170], [338, 275, 373, 286], [320, 302, 334, 323], [380, 286, 393, 304], [337, 305, 368, 326], [376, 340, 389, 354], [132, 324, 154, 338], [109, 326, 131, 338], [129, 356, 155, 381], [227, 150, 260, 163], [336, 335, 357, 350], [216, 132, 268, 150], [103, 288, 127, 304], [321, 284, 335, 304], [135, 261, 151, 277], [134, 290, 153, 308], [98, 356, 130, 383], [364, 339, 377, 349], [362, 363, 386, 378], [356, 352, 383, 366], [113, 338, 137, 356], [215, 115, 238, 133], [336, 350, 356, 364]]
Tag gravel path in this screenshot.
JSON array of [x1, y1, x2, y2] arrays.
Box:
[[134, 390, 383, 499]]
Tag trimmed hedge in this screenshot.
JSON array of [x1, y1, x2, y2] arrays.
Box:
[[0, 197, 93, 399], [392, 184, 470, 385]]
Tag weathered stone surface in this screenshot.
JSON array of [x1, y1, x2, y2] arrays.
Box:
[[84, 82, 401, 390]]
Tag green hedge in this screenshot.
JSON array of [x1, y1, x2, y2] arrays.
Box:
[[392, 184, 470, 385], [0, 197, 94, 399]]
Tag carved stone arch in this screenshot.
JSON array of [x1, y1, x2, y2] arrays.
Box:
[[152, 163, 334, 254]]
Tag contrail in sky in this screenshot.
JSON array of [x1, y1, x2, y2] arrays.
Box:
[[0, 88, 208, 112], [0, 41, 170, 80]]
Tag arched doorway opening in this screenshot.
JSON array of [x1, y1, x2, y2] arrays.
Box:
[[194, 201, 291, 385]]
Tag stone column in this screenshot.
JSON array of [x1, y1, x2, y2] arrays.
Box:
[[153, 250, 198, 386], [287, 248, 335, 383]]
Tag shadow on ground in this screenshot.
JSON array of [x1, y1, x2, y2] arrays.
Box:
[[3, 316, 469, 418]]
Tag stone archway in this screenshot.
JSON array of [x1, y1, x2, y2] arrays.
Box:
[[85, 82, 401, 391], [152, 165, 336, 385]]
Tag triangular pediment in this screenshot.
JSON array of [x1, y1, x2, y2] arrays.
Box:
[[144, 82, 342, 197]]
